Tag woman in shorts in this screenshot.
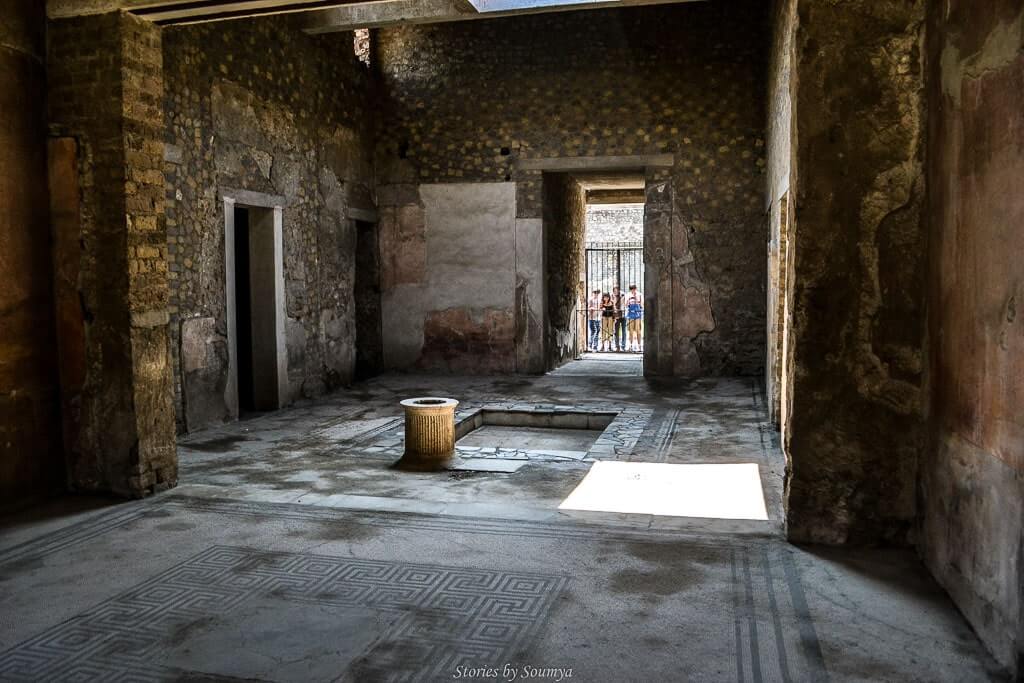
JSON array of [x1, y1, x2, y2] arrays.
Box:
[[600, 293, 615, 352]]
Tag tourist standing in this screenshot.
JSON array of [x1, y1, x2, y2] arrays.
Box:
[[587, 289, 602, 351], [612, 286, 626, 351], [626, 284, 643, 352], [600, 293, 615, 351]]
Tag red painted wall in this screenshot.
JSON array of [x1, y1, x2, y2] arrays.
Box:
[[922, 0, 1024, 674], [0, 1, 64, 506]]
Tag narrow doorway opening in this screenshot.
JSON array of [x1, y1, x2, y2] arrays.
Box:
[[234, 206, 254, 412], [354, 218, 383, 380], [231, 205, 283, 414]]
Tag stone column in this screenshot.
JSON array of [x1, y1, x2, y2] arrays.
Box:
[[48, 12, 177, 497]]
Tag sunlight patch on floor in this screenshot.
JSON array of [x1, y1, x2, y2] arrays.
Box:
[[559, 462, 769, 520]]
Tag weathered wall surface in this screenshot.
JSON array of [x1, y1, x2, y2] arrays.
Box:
[[162, 17, 374, 431], [48, 12, 177, 496], [380, 182, 518, 373], [921, 1, 1024, 674], [543, 174, 587, 368], [785, 0, 927, 544], [375, 1, 768, 376], [0, 2, 63, 505]]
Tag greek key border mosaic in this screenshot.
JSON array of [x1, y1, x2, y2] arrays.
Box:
[[0, 545, 568, 683]]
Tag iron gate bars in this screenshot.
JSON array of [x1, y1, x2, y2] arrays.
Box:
[[584, 241, 643, 352], [585, 241, 643, 297]]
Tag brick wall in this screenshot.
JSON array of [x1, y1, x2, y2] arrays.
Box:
[[48, 12, 177, 496]]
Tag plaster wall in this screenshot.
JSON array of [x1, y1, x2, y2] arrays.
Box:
[[921, 1, 1024, 673], [381, 183, 520, 373], [765, 0, 797, 426]]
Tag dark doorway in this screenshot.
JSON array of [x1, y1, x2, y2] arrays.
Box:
[[231, 205, 280, 413], [354, 219, 383, 379], [234, 206, 255, 412]]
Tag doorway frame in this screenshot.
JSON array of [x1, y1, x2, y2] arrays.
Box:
[[529, 156, 669, 374], [222, 189, 288, 418]]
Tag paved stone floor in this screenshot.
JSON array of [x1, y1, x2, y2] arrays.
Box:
[[0, 367, 1009, 681], [170, 367, 783, 534], [551, 353, 644, 377]]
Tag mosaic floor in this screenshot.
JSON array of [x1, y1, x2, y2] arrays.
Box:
[[0, 364, 1008, 681], [0, 494, 1004, 682]]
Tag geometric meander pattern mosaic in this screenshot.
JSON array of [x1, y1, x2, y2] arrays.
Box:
[[0, 545, 567, 683]]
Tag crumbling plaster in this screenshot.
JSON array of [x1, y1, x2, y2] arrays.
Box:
[[783, 0, 928, 545]]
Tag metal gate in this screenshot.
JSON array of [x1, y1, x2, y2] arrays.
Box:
[[585, 242, 644, 301]]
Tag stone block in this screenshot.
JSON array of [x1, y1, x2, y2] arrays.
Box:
[[550, 413, 590, 430], [181, 317, 230, 431]]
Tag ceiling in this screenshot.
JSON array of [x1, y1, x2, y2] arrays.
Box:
[[48, 0, 707, 30]]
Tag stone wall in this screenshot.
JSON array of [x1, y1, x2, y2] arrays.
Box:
[[48, 12, 177, 496], [584, 205, 643, 245], [921, 0, 1024, 674], [162, 17, 374, 431], [374, 1, 769, 376], [0, 2, 63, 506], [783, 0, 927, 545], [544, 174, 587, 368]]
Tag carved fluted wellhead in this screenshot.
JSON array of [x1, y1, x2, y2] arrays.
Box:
[[396, 397, 459, 471]]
